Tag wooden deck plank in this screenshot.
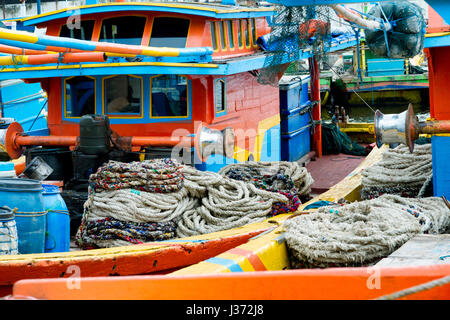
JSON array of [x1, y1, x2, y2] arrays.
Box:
[[376, 234, 450, 267]]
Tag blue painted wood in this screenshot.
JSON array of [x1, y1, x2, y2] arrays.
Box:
[[425, 33, 450, 49], [259, 124, 281, 162], [432, 135, 450, 199], [280, 124, 311, 162]]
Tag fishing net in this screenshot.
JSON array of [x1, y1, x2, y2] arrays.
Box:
[[321, 122, 367, 156], [256, 5, 334, 86], [364, 1, 426, 59]]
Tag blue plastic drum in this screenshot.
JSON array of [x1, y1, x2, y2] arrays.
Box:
[[0, 178, 46, 254], [42, 184, 70, 253]]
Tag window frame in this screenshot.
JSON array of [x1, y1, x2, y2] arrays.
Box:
[[58, 19, 96, 41], [63, 75, 97, 119], [148, 16, 191, 48], [243, 18, 251, 49], [210, 21, 219, 52], [149, 74, 191, 119], [218, 20, 227, 51], [98, 15, 148, 46], [102, 74, 144, 119], [226, 19, 235, 51], [251, 18, 258, 48], [237, 19, 244, 49], [214, 78, 227, 116]]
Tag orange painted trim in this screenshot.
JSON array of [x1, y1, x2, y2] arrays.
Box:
[[11, 264, 450, 300], [0, 44, 50, 55]]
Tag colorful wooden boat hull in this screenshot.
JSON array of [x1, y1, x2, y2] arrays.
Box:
[[8, 145, 448, 301], [1, 145, 385, 298], [0, 216, 286, 296], [11, 264, 449, 300]]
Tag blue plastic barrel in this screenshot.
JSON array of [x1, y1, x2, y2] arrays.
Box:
[[0, 178, 46, 254], [42, 184, 70, 253], [0, 206, 18, 255]]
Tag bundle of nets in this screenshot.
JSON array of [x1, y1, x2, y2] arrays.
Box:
[[364, 1, 426, 59], [76, 159, 314, 248], [76, 159, 185, 249], [284, 194, 450, 268], [321, 122, 367, 156], [361, 143, 432, 200], [256, 5, 334, 86]]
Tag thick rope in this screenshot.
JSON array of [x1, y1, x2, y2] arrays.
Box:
[[284, 194, 450, 268], [374, 275, 450, 300], [176, 165, 289, 237], [361, 144, 432, 199], [77, 159, 314, 247]]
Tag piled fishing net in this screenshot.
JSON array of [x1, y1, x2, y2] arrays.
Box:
[[364, 1, 426, 59], [76, 158, 186, 248], [321, 122, 367, 156], [284, 194, 450, 268], [361, 143, 432, 200], [257, 5, 333, 86], [76, 159, 314, 248]]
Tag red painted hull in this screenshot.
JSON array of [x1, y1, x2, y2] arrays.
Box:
[[0, 228, 268, 296]]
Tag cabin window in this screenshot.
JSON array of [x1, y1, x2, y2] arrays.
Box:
[[251, 18, 257, 47], [244, 19, 250, 47], [219, 21, 226, 50], [238, 20, 243, 48], [210, 21, 218, 51], [64, 76, 96, 118], [151, 75, 188, 118], [227, 20, 235, 49], [149, 17, 190, 48], [99, 16, 146, 45], [59, 20, 95, 41], [104, 75, 142, 115], [214, 78, 226, 114]]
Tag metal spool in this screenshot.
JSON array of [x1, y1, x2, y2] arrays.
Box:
[[374, 104, 418, 153]]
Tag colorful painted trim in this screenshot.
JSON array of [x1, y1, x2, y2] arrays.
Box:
[[17, 2, 275, 27], [170, 217, 290, 275]]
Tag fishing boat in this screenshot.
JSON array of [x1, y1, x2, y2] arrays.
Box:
[[6, 0, 450, 301], [0, 0, 363, 296]]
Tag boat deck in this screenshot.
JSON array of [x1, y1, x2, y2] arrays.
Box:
[[305, 153, 365, 195]]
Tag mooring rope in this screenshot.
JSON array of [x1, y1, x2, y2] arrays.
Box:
[[361, 144, 432, 199], [374, 275, 450, 300], [283, 194, 450, 268], [77, 159, 314, 248], [176, 165, 291, 237]]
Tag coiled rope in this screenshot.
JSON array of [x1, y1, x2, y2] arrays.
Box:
[[77, 159, 314, 248], [284, 194, 450, 268], [176, 165, 291, 237], [361, 143, 432, 199]]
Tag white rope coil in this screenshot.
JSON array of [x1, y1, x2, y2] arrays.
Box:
[[218, 161, 314, 196], [84, 187, 195, 223], [176, 165, 289, 237], [284, 194, 450, 268], [79, 160, 315, 246], [361, 144, 433, 199]]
